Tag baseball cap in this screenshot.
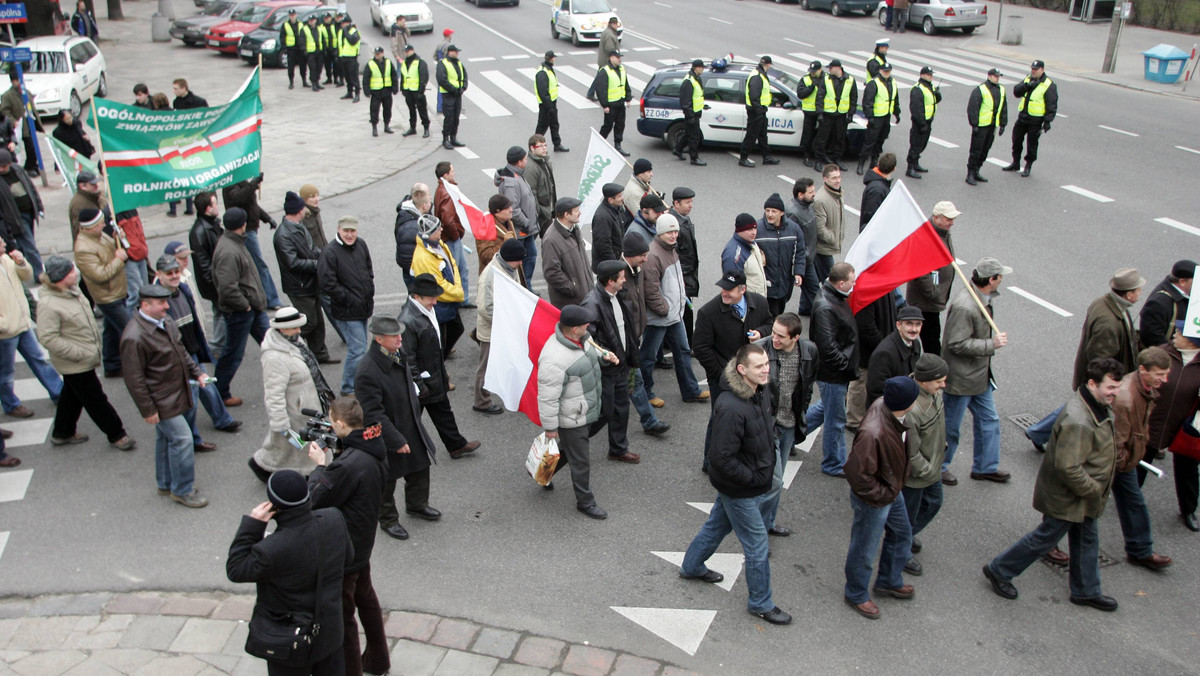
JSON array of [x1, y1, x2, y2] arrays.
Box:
[[1031, 59, 1045, 69], [975, 257, 1012, 278], [809, 60, 822, 71], [716, 270, 747, 290], [987, 67, 1002, 76], [760, 55, 773, 65], [442, 28, 454, 36], [931, 201, 961, 218], [920, 66, 934, 75], [164, 241, 191, 256]]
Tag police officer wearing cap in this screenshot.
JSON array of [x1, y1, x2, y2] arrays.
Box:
[[739, 56, 779, 169], [796, 60, 824, 168], [281, 9, 306, 89], [673, 59, 707, 166], [1004, 59, 1057, 177], [906, 66, 941, 179], [302, 14, 323, 92], [535, 51, 568, 152], [363, 47, 399, 137], [399, 44, 430, 138], [436, 43, 468, 149], [813, 59, 856, 171], [965, 68, 1007, 186], [867, 38, 890, 79], [858, 62, 899, 175], [337, 15, 362, 103], [594, 50, 632, 156]]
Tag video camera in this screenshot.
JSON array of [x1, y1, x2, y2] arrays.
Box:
[[299, 408, 338, 449]]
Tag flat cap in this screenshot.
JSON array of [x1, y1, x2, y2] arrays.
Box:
[[914, 354, 949, 382], [155, 254, 180, 272], [559, 304, 592, 327], [554, 196, 582, 215], [672, 186, 695, 202], [897, 306, 924, 322], [975, 257, 1012, 278], [622, 231, 649, 257], [602, 183, 624, 199], [138, 284, 172, 300], [639, 193, 666, 212], [1172, 260, 1198, 279], [595, 259, 626, 284]]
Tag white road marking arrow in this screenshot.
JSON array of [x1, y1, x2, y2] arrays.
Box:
[[652, 551, 744, 592], [610, 607, 717, 656]]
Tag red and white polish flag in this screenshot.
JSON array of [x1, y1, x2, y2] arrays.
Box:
[[441, 178, 489, 240], [845, 180, 955, 314], [484, 272, 561, 426]]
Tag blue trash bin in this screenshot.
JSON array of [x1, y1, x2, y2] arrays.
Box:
[[1143, 44, 1191, 84]]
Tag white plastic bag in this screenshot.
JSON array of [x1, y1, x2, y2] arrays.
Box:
[[525, 433, 560, 486]]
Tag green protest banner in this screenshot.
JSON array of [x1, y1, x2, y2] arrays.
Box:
[[46, 135, 99, 194], [93, 68, 263, 211]]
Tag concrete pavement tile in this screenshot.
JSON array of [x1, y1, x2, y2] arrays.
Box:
[[0, 650, 30, 663], [160, 596, 220, 617], [196, 653, 242, 672], [470, 626, 521, 659], [198, 668, 229, 676], [384, 611, 440, 641], [492, 665, 551, 676], [429, 617, 481, 650], [561, 644, 616, 676], [0, 619, 21, 648], [90, 614, 136, 634], [133, 654, 208, 676], [117, 615, 188, 650], [513, 636, 567, 669], [231, 655, 268, 676], [169, 617, 239, 653], [105, 593, 168, 616], [63, 627, 122, 650], [28, 593, 112, 617], [610, 654, 662, 676], [6, 616, 78, 650], [221, 619, 250, 655], [389, 638, 447, 676], [430, 649, 498, 676], [211, 596, 255, 621], [661, 668, 708, 676], [0, 600, 30, 620], [71, 616, 101, 632], [89, 648, 159, 672], [62, 658, 123, 676], [10, 649, 88, 675]]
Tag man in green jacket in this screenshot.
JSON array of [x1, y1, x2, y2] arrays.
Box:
[[983, 358, 1124, 612], [901, 354, 947, 577]]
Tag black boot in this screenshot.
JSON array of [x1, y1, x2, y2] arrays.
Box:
[[1021, 161, 1032, 177], [289, 81, 294, 90], [906, 165, 921, 179], [856, 158, 866, 175], [423, 127, 430, 138], [974, 171, 988, 183], [443, 136, 454, 150], [372, 124, 378, 137], [738, 156, 755, 168], [451, 137, 465, 147], [353, 92, 360, 103], [1002, 159, 1020, 171], [672, 149, 686, 160], [553, 144, 570, 152], [614, 144, 630, 157], [965, 170, 977, 186], [384, 125, 394, 134], [340, 92, 353, 100], [915, 162, 929, 172], [402, 127, 417, 136]]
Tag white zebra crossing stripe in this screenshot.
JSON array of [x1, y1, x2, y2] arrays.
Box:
[[928, 137, 959, 149], [924, 49, 1081, 82], [462, 85, 512, 117], [0, 532, 8, 562], [13, 378, 51, 402], [555, 64, 600, 89], [906, 49, 1001, 81], [623, 61, 659, 76], [481, 70, 541, 113], [820, 50, 913, 86], [455, 146, 479, 160], [6, 419, 53, 448], [517, 68, 592, 109], [848, 49, 971, 86], [0, 469, 32, 503]]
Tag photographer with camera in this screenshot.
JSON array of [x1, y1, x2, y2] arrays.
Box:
[[249, 307, 337, 482], [306, 396, 390, 676]]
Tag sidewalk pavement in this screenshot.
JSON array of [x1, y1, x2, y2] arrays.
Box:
[[963, 1, 1200, 99], [0, 591, 708, 676], [35, 0, 440, 263]]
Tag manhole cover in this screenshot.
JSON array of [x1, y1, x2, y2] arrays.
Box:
[[1040, 549, 1119, 574], [1009, 414, 1039, 429]]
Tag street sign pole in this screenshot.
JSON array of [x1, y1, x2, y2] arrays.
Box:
[[1102, 1, 1131, 74]]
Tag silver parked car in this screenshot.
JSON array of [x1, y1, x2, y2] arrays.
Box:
[[172, 0, 258, 46], [877, 0, 987, 34]]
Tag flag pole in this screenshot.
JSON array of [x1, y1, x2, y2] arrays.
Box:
[[87, 102, 127, 251], [950, 261, 1002, 336]]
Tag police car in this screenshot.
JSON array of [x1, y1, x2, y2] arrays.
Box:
[[636, 58, 866, 154]]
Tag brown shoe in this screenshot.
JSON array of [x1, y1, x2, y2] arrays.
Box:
[[684, 391, 711, 402], [873, 584, 915, 599], [649, 397, 666, 408], [449, 441, 480, 459], [0, 456, 20, 467], [845, 597, 880, 619], [157, 488, 170, 496], [941, 470, 958, 486], [223, 397, 243, 407], [6, 405, 33, 418], [111, 436, 136, 451], [194, 442, 218, 452], [1043, 546, 1069, 567], [51, 433, 89, 446], [970, 470, 1011, 483], [0, 428, 12, 439], [608, 452, 641, 464], [1127, 553, 1172, 570]]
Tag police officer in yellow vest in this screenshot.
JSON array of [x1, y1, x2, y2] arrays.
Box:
[[593, 50, 632, 156], [796, 60, 824, 168], [435, 44, 468, 150], [866, 38, 890, 79], [1004, 59, 1057, 177], [301, 14, 323, 92], [534, 51, 569, 153], [337, 16, 361, 103], [362, 47, 399, 137], [812, 59, 857, 172], [738, 56, 779, 168], [280, 9, 306, 89], [857, 62, 900, 175], [319, 13, 339, 87], [965, 68, 1008, 186], [399, 44, 430, 138], [672, 59, 706, 166], [905, 66, 941, 179]]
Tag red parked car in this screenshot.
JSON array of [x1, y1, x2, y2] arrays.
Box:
[[205, 0, 318, 54]]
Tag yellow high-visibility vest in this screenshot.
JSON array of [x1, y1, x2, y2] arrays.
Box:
[[913, 82, 936, 120], [439, 60, 464, 93], [683, 73, 703, 112], [870, 77, 896, 117], [367, 59, 394, 90], [535, 66, 558, 103], [976, 83, 1005, 127], [400, 58, 421, 91], [822, 75, 854, 113], [799, 74, 818, 112], [282, 21, 297, 47], [300, 24, 317, 54], [1017, 76, 1052, 117], [744, 71, 771, 107], [603, 65, 627, 101], [338, 27, 359, 58]]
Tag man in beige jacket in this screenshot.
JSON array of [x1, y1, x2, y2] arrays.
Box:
[[0, 237, 61, 420], [74, 206, 129, 377]]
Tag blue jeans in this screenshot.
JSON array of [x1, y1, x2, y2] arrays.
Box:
[[1111, 468, 1154, 558], [330, 318, 368, 394], [805, 381, 848, 475], [214, 309, 269, 400], [639, 322, 702, 401], [681, 492, 775, 613], [320, 294, 345, 343], [844, 491, 912, 603], [190, 354, 235, 429], [208, 303, 226, 360], [445, 238, 471, 304], [521, 237, 537, 290], [987, 515, 1103, 599], [943, 385, 1002, 474], [155, 413, 196, 497], [124, 259, 147, 312], [1026, 403, 1065, 448], [183, 380, 206, 446], [764, 425, 795, 529], [901, 482, 943, 541], [629, 368, 662, 429], [97, 299, 130, 375], [244, 230, 282, 308], [0, 329, 62, 411], [796, 259, 819, 315], [14, 212, 42, 278]]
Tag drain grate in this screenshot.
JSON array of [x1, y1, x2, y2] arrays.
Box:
[[1008, 414, 1039, 429]]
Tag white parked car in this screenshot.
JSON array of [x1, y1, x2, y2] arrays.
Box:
[[0, 36, 107, 118], [369, 0, 434, 34], [551, 0, 621, 46]]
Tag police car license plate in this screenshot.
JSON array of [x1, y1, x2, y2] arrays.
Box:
[[239, 48, 253, 56], [208, 39, 221, 47], [643, 108, 675, 119]]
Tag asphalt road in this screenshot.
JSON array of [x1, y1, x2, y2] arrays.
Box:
[[2, 0, 1199, 673]]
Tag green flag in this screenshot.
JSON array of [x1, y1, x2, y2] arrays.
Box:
[[46, 135, 99, 194], [93, 68, 263, 211]]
